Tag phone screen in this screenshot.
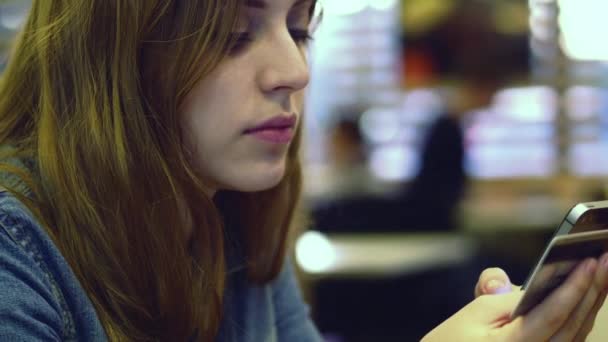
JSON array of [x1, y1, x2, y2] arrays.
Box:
[[512, 230, 608, 318], [570, 208, 608, 234]]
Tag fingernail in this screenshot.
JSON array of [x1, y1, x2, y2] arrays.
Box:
[[485, 279, 510, 294]]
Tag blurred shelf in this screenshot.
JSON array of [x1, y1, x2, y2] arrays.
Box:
[[296, 232, 476, 279], [461, 175, 606, 233]]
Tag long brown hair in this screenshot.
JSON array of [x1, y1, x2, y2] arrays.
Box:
[[0, 0, 306, 340]]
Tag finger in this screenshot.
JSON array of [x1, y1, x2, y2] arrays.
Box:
[[520, 258, 596, 341], [573, 254, 608, 341], [551, 254, 608, 341], [573, 288, 608, 342], [475, 267, 513, 298]]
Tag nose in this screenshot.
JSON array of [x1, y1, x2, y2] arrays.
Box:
[[257, 31, 310, 95]]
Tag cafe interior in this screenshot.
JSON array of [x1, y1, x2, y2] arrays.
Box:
[[296, 0, 608, 341], [1, 0, 608, 341]]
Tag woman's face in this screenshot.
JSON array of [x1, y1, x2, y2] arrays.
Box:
[[180, 0, 314, 196]]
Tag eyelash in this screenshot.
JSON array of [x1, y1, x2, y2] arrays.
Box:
[[229, 29, 313, 54]]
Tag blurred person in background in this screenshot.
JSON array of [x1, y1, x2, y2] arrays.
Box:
[[392, 0, 528, 232], [0, 0, 605, 341], [311, 112, 466, 232], [314, 108, 381, 200], [312, 0, 513, 233], [325, 115, 369, 197], [310, 110, 394, 232], [310, 98, 468, 232]]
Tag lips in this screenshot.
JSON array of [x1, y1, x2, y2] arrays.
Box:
[[244, 114, 297, 134], [243, 114, 297, 144]]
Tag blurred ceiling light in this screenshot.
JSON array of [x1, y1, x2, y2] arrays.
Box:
[[295, 231, 336, 273], [558, 0, 608, 61]]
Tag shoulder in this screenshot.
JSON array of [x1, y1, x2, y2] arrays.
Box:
[[219, 257, 322, 342], [0, 190, 105, 341], [0, 190, 58, 278], [270, 257, 323, 342], [0, 190, 66, 340], [0, 190, 53, 279]]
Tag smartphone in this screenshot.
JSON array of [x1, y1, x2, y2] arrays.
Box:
[[519, 200, 608, 288], [552, 200, 608, 237], [513, 200, 608, 317], [511, 229, 608, 318]]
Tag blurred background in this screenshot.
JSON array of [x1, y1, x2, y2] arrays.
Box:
[[297, 0, 608, 341], [1, 0, 608, 341]]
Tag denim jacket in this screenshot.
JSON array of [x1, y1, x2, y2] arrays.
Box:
[[0, 189, 321, 341]]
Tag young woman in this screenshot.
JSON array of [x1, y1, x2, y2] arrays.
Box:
[[0, 0, 606, 341]]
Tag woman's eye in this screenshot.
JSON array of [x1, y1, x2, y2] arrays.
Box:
[[228, 32, 254, 55], [289, 29, 313, 44], [228, 29, 312, 55]]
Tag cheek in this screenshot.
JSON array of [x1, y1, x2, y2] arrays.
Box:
[[180, 76, 226, 138], [178, 90, 242, 186], [179, 87, 218, 169], [178, 109, 226, 190]]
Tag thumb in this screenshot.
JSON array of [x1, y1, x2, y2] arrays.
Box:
[[475, 267, 514, 298], [472, 290, 524, 325]]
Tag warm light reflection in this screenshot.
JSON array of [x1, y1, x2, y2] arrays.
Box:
[[401, 0, 454, 34], [295, 231, 337, 273], [494, 2, 530, 35]]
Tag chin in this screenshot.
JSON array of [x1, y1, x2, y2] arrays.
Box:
[[227, 177, 284, 193], [223, 167, 286, 193]]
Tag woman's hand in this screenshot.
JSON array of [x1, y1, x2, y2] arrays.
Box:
[[474, 267, 518, 297], [422, 254, 608, 341]]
